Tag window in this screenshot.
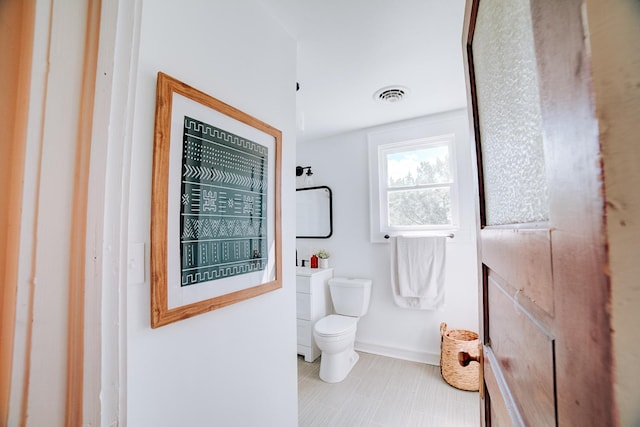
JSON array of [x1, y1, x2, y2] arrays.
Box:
[[380, 136, 457, 231], [368, 112, 465, 243]]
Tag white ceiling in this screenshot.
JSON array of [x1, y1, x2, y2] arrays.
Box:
[[260, 0, 469, 142]]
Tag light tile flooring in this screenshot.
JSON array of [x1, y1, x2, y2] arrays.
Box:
[[298, 352, 479, 427]]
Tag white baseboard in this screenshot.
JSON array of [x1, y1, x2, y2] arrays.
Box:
[[354, 340, 440, 366]]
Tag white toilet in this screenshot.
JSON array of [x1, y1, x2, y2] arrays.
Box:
[[313, 277, 372, 383]]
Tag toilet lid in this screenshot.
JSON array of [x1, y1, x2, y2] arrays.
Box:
[[314, 315, 357, 336]]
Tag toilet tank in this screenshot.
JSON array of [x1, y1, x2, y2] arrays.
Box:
[[328, 277, 372, 317]]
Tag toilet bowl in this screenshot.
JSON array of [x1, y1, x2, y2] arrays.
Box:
[[313, 315, 359, 383], [313, 277, 372, 383]]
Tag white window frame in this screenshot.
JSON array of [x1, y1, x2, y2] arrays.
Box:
[[379, 135, 458, 231], [368, 112, 464, 243]]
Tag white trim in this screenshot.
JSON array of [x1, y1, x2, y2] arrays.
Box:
[[355, 340, 441, 366], [378, 134, 458, 233], [83, 0, 142, 424], [103, 0, 142, 424], [368, 109, 467, 243]]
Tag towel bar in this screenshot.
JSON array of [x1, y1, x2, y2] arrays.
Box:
[[384, 233, 454, 239]]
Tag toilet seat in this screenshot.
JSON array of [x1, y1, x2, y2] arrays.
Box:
[[314, 315, 357, 337]]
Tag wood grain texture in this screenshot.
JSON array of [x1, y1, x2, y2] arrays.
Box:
[[483, 352, 521, 427], [463, 0, 615, 425], [488, 274, 555, 426], [481, 226, 553, 316], [586, 1, 640, 424], [66, 0, 102, 425], [529, 0, 615, 424], [0, 0, 36, 424], [150, 72, 282, 328]]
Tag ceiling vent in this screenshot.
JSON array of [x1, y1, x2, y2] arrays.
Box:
[[374, 86, 409, 103]]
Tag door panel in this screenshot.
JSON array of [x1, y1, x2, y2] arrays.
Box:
[[470, 0, 557, 423], [488, 274, 555, 426], [483, 350, 523, 427], [482, 227, 553, 316], [463, 0, 615, 425]]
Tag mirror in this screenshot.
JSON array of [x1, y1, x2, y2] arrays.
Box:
[[296, 186, 333, 238]]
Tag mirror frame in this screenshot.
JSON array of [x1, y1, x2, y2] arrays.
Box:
[[296, 186, 333, 238]]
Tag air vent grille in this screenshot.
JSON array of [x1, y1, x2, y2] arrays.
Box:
[[374, 86, 409, 103]]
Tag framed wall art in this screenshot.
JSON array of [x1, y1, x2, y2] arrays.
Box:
[[150, 72, 282, 328]]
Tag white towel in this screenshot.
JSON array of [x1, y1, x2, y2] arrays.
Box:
[[390, 236, 446, 310]]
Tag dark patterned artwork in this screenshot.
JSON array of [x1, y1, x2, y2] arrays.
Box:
[[180, 116, 268, 286]]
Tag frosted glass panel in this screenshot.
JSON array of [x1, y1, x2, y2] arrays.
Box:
[[473, 0, 549, 225]]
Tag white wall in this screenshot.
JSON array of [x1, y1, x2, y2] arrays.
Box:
[[297, 111, 479, 364], [127, 1, 298, 425]]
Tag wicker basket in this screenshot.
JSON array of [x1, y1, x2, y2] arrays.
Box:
[[439, 322, 479, 391]]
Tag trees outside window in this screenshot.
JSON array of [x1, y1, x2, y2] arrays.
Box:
[[379, 137, 458, 232]]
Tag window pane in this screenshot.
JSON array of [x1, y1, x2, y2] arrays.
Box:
[[473, 0, 549, 225], [386, 146, 450, 188], [388, 187, 451, 226]]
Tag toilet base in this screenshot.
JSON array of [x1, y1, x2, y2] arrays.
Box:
[[319, 349, 360, 383]]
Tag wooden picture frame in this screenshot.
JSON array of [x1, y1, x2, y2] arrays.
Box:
[[150, 72, 282, 328]]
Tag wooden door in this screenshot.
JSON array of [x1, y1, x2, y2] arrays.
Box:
[[462, 1, 615, 425], [0, 0, 35, 423]]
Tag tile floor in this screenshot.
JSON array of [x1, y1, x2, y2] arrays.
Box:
[[298, 352, 479, 427]]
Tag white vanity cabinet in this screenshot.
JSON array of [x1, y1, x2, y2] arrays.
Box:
[[296, 267, 333, 362]]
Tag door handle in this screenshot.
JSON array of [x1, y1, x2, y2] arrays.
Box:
[[458, 343, 484, 399], [458, 349, 480, 366]]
